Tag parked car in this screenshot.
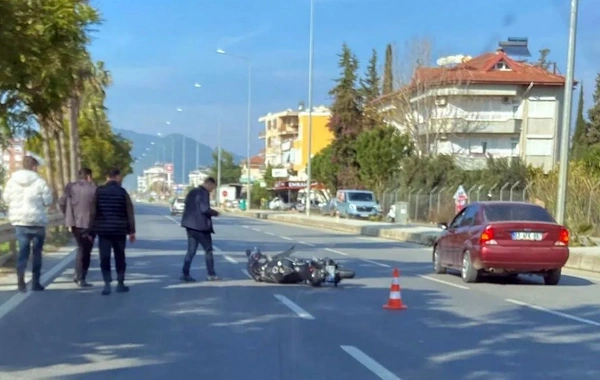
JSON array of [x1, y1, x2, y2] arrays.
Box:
[[170, 197, 186, 216], [335, 189, 380, 219], [432, 201, 569, 285]]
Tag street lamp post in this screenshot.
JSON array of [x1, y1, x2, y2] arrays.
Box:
[[217, 116, 222, 205], [193, 83, 202, 172], [182, 135, 186, 186], [217, 48, 252, 210], [555, 0, 580, 225], [305, 0, 315, 216]]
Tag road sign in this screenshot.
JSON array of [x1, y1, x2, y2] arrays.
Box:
[[222, 190, 228, 198], [453, 185, 468, 214], [164, 163, 174, 174]]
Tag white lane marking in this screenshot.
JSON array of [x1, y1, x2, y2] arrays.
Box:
[[213, 245, 222, 252], [505, 298, 600, 327], [0, 248, 77, 322], [298, 241, 316, 247], [273, 294, 315, 320], [164, 215, 179, 224], [264, 232, 275, 236], [241, 269, 252, 279], [223, 255, 238, 264], [242, 226, 249, 229], [325, 248, 348, 256], [251, 228, 260, 232], [418, 275, 470, 290], [340, 345, 401, 380], [281, 236, 293, 241], [361, 259, 391, 268]]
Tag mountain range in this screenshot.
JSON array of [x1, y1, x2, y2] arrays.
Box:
[[114, 128, 243, 189]]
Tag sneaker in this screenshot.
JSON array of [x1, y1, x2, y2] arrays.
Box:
[[17, 280, 27, 293], [115, 283, 129, 293], [180, 274, 196, 282], [31, 282, 45, 292], [78, 280, 93, 288], [101, 284, 111, 296], [206, 275, 220, 281]]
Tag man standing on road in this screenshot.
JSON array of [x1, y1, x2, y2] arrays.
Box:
[[59, 168, 96, 288], [180, 177, 220, 282], [2, 156, 53, 292], [89, 168, 136, 296]]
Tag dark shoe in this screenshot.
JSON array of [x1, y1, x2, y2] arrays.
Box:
[[101, 283, 111, 296], [78, 280, 93, 288], [180, 274, 196, 282], [73, 277, 78, 284], [115, 282, 129, 293], [17, 277, 27, 293], [31, 282, 45, 291], [206, 275, 220, 281]]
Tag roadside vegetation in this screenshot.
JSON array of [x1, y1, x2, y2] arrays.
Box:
[[310, 40, 600, 237]]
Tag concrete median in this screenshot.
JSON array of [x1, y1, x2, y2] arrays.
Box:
[[220, 208, 600, 274]]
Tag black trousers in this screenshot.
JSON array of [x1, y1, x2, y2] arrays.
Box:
[[98, 234, 127, 283], [72, 228, 95, 280], [182, 229, 215, 276]]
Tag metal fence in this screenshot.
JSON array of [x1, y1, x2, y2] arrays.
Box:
[[379, 181, 600, 232]]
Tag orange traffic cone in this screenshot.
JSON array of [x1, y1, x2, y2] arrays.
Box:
[[383, 268, 407, 310]]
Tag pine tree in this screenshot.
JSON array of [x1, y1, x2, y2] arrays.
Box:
[[382, 44, 394, 95], [570, 83, 588, 159], [327, 43, 362, 138], [360, 49, 382, 129], [327, 43, 364, 188], [587, 73, 600, 145], [360, 49, 381, 104]]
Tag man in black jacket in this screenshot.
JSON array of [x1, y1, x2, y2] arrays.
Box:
[[89, 168, 136, 295], [180, 177, 219, 282], [59, 168, 96, 288]]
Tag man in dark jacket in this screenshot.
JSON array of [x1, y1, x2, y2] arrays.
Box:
[[180, 177, 219, 282], [89, 168, 136, 296], [59, 168, 96, 288]]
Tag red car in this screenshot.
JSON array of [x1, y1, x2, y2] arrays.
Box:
[[433, 201, 569, 285]]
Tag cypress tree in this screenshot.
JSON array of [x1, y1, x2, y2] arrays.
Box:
[[382, 44, 394, 95]]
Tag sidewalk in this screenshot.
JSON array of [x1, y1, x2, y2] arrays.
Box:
[[222, 208, 600, 274]]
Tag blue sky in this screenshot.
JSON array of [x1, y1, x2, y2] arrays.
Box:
[[89, 0, 599, 156]]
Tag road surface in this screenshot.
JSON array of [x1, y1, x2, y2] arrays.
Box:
[[0, 203, 599, 379]]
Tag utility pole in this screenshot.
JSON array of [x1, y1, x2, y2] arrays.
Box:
[[305, 0, 315, 216], [555, 0, 579, 225], [181, 135, 186, 186]]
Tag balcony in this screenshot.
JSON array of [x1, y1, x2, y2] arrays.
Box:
[[424, 118, 522, 135], [278, 124, 299, 136], [258, 131, 266, 139]]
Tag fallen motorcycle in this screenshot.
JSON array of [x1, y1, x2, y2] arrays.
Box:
[[245, 245, 355, 287]]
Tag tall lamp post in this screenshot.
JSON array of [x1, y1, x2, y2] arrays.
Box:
[[217, 114, 223, 205], [555, 0, 580, 225], [194, 83, 202, 172], [305, 0, 315, 216], [216, 48, 252, 209]]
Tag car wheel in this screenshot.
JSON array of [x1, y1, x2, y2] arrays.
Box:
[[461, 251, 479, 283], [543, 269, 561, 286], [433, 246, 446, 274]]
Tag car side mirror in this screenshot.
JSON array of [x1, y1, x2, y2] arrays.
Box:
[[437, 222, 448, 230]]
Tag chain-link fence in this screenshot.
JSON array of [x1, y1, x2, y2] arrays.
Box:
[[380, 181, 600, 234]]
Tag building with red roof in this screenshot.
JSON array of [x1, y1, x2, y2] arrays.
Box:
[[374, 46, 573, 172]]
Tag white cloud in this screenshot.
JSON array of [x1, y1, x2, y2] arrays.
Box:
[[216, 25, 270, 49], [109, 66, 176, 89]]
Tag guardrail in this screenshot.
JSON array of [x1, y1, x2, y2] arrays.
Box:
[[0, 213, 66, 265]]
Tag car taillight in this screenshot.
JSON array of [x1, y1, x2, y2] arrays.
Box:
[[479, 225, 495, 245], [556, 227, 569, 246]]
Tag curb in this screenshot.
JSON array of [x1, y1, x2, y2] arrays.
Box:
[[221, 208, 600, 274]]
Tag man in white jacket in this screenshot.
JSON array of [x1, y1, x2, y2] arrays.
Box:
[[2, 156, 53, 292]]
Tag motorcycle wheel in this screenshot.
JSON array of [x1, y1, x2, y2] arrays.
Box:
[[338, 269, 355, 279]]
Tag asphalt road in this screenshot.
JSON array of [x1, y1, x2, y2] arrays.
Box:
[[0, 203, 600, 379]]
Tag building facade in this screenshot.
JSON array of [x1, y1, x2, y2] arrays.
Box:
[[258, 105, 332, 179], [374, 49, 568, 172], [188, 167, 211, 187], [240, 154, 265, 184]]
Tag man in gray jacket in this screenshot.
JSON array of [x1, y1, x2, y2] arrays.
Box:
[[59, 168, 96, 287]]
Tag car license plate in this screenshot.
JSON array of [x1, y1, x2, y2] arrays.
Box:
[[511, 232, 543, 241]]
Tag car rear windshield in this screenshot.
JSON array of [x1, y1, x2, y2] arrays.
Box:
[[347, 192, 374, 202], [176, 198, 185, 203], [484, 204, 556, 223]]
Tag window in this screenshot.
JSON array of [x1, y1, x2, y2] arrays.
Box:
[[494, 61, 511, 71], [459, 206, 478, 227], [449, 208, 467, 229], [510, 139, 519, 155], [484, 204, 555, 223], [469, 141, 487, 154], [482, 142, 488, 154], [347, 192, 374, 202]]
